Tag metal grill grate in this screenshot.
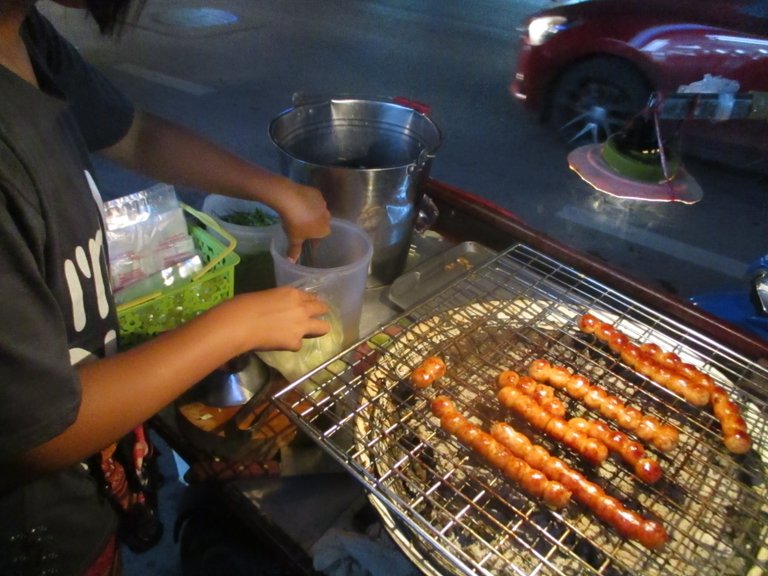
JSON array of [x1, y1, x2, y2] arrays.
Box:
[[272, 243, 768, 576]]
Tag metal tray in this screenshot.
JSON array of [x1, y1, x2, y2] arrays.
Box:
[[388, 241, 496, 309]]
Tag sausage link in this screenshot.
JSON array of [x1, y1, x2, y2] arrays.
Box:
[[581, 316, 711, 406], [421, 356, 446, 380], [527, 358, 553, 382], [499, 371, 565, 416], [514, 375, 557, 403], [410, 366, 434, 389], [497, 370, 521, 389], [528, 359, 679, 453], [490, 421, 667, 549], [579, 313, 601, 334], [431, 395, 455, 418], [410, 356, 447, 389], [579, 418, 663, 484], [497, 381, 608, 466], [580, 314, 752, 454], [712, 386, 752, 454], [565, 374, 591, 399], [430, 396, 571, 508], [637, 351, 710, 407]]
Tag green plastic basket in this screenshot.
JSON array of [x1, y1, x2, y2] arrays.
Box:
[[116, 203, 240, 348]]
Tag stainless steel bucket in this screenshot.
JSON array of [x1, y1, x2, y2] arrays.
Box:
[[268, 97, 443, 285]]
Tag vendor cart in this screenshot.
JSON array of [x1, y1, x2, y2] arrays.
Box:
[[155, 177, 768, 576]]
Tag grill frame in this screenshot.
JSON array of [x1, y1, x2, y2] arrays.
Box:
[[272, 243, 768, 576]]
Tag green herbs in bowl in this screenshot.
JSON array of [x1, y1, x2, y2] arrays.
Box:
[[221, 208, 279, 227]]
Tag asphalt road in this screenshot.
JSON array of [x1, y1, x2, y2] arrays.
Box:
[[44, 0, 768, 300]]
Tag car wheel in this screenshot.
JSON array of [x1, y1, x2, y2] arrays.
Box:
[[548, 57, 652, 147]]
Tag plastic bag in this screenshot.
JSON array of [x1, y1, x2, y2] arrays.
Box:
[[104, 184, 199, 299], [256, 296, 344, 388], [257, 309, 343, 386]]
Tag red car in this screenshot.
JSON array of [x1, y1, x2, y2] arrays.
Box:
[[511, 0, 768, 172]]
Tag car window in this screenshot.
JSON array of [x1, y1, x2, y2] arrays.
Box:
[[740, 0, 768, 20]]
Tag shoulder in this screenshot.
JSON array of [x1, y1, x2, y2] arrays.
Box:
[[21, 7, 135, 152], [22, 7, 72, 64]]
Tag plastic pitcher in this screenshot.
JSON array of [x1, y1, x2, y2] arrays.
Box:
[[270, 218, 373, 346]]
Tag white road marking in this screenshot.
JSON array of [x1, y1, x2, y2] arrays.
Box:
[[557, 205, 749, 278], [114, 63, 215, 96]]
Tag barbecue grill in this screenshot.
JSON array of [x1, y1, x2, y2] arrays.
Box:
[[271, 242, 768, 576]]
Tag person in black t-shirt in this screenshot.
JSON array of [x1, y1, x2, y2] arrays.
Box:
[[0, 1, 332, 574]]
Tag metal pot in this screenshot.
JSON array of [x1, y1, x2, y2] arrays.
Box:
[[269, 97, 443, 285]]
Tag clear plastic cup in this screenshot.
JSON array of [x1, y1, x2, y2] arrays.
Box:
[[270, 218, 373, 346]]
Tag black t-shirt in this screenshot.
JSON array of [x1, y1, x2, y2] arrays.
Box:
[[0, 8, 134, 575]]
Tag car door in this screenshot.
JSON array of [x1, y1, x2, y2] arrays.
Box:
[[636, 5, 768, 171]]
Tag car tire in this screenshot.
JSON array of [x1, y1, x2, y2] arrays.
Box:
[[547, 57, 652, 147]]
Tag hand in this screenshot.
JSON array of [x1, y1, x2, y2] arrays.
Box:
[[217, 286, 331, 352], [273, 181, 332, 262]]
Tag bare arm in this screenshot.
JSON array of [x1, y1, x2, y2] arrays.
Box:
[[101, 110, 331, 259], [12, 287, 328, 483]]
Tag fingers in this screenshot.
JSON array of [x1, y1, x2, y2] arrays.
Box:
[[302, 292, 330, 317], [280, 185, 331, 263], [286, 233, 326, 264], [296, 288, 332, 334], [304, 317, 331, 339], [285, 235, 324, 264], [286, 239, 303, 263]]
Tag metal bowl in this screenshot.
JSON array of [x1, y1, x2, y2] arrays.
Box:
[[195, 352, 271, 407]]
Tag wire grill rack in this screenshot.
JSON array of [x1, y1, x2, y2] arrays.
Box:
[[271, 243, 768, 576]]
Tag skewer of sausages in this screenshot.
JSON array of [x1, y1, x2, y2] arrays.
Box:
[[637, 341, 712, 389], [710, 386, 752, 454], [410, 356, 447, 389], [497, 383, 609, 466], [489, 421, 667, 549], [569, 417, 663, 484], [497, 370, 567, 417], [581, 313, 710, 406], [499, 369, 663, 482], [528, 358, 679, 452], [635, 347, 710, 407], [580, 314, 752, 455], [638, 343, 752, 453], [430, 396, 571, 509]]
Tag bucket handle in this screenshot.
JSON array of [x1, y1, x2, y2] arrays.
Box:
[[414, 194, 439, 233], [408, 147, 436, 175]]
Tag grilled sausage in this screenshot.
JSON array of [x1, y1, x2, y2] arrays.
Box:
[[579, 313, 601, 334], [410, 356, 447, 388], [580, 314, 752, 454], [498, 372, 567, 417], [490, 421, 667, 549], [410, 366, 435, 389], [431, 394, 456, 418], [711, 386, 752, 454], [430, 396, 571, 508], [635, 348, 710, 407], [421, 356, 447, 380], [572, 417, 663, 484], [581, 315, 710, 406], [497, 383, 608, 466], [527, 358, 679, 453]]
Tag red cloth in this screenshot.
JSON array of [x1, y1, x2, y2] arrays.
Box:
[[83, 535, 119, 576]]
